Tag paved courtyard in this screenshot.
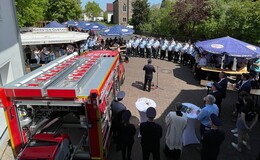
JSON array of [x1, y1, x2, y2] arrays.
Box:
[[107, 57, 260, 160]]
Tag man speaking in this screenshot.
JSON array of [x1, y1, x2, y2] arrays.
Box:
[[143, 59, 156, 92]]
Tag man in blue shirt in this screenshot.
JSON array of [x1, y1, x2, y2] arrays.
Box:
[[197, 94, 219, 136]]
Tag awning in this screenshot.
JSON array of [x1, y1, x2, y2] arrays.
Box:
[[20, 31, 89, 45]]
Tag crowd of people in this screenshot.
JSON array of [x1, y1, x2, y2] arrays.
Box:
[[23, 34, 260, 159], [110, 52, 260, 160]]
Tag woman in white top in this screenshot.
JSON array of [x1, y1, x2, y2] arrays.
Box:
[[34, 48, 41, 64]]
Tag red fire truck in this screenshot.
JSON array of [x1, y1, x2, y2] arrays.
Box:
[[0, 50, 127, 160]]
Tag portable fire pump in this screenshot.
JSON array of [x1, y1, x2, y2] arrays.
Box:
[[0, 50, 127, 160]]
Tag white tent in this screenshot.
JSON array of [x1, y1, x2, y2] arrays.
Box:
[[20, 28, 89, 45]]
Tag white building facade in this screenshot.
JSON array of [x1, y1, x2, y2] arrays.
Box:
[[0, 0, 25, 146]]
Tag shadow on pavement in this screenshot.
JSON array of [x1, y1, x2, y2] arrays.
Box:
[[132, 81, 144, 91], [173, 65, 202, 86]]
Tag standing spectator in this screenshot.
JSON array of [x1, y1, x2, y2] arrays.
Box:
[[59, 45, 65, 56], [41, 47, 49, 64], [197, 94, 219, 136], [218, 72, 228, 98], [33, 48, 41, 64], [195, 53, 207, 81], [250, 57, 260, 79], [66, 44, 75, 55], [111, 91, 127, 150], [143, 59, 156, 92], [49, 45, 56, 61], [210, 82, 223, 117], [120, 110, 136, 160], [232, 96, 258, 152], [201, 114, 225, 160], [24, 45, 32, 65], [235, 73, 251, 94], [140, 107, 162, 160], [164, 102, 187, 159]]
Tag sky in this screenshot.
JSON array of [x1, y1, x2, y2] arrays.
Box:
[[81, 0, 162, 11]]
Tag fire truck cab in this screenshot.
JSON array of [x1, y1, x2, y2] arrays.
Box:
[[0, 50, 127, 160]]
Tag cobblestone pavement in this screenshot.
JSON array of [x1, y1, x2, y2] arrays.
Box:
[[107, 57, 260, 160]]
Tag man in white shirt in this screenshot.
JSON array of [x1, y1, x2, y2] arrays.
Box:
[[126, 40, 132, 57], [152, 39, 160, 59]]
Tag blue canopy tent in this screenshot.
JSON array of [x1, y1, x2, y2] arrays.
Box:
[[62, 20, 78, 27], [100, 25, 134, 36], [44, 21, 66, 28], [195, 36, 260, 58], [82, 22, 108, 31], [76, 21, 93, 29]]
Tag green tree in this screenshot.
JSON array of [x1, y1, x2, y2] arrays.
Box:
[[15, 0, 49, 27], [103, 11, 108, 22], [223, 1, 260, 44], [132, 0, 150, 31], [171, 0, 211, 38], [47, 0, 82, 23], [84, 1, 102, 20], [140, 0, 175, 37]]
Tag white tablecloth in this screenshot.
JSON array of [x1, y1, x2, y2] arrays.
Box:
[[135, 98, 156, 123], [182, 103, 200, 146]]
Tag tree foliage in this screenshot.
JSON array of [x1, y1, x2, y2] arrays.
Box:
[[15, 0, 82, 27], [84, 1, 102, 19], [132, 0, 150, 30], [47, 0, 82, 23], [103, 11, 108, 22], [171, 0, 211, 38], [15, 0, 49, 27]]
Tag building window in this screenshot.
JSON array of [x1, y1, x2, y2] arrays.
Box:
[[123, 4, 126, 12], [123, 18, 127, 22]]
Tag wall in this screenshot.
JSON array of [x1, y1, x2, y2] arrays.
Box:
[[107, 12, 113, 23], [0, 0, 25, 146]]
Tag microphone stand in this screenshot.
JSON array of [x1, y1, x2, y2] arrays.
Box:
[[156, 66, 159, 88]]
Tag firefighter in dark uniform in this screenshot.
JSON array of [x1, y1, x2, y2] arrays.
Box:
[[111, 91, 126, 150], [140, 107, 162, 160], [210, 82, 223, 117], [143, 59, 156, 92], [201, 114, 225, 160]]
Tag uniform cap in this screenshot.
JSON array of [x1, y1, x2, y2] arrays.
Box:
[[117, 91, 125, 100], [212, 82, 222, 91], [210, 114, 222, 126], [146, 107, 156, 118], [122, 110, 131, 122], [148, 59, 152, 63]]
